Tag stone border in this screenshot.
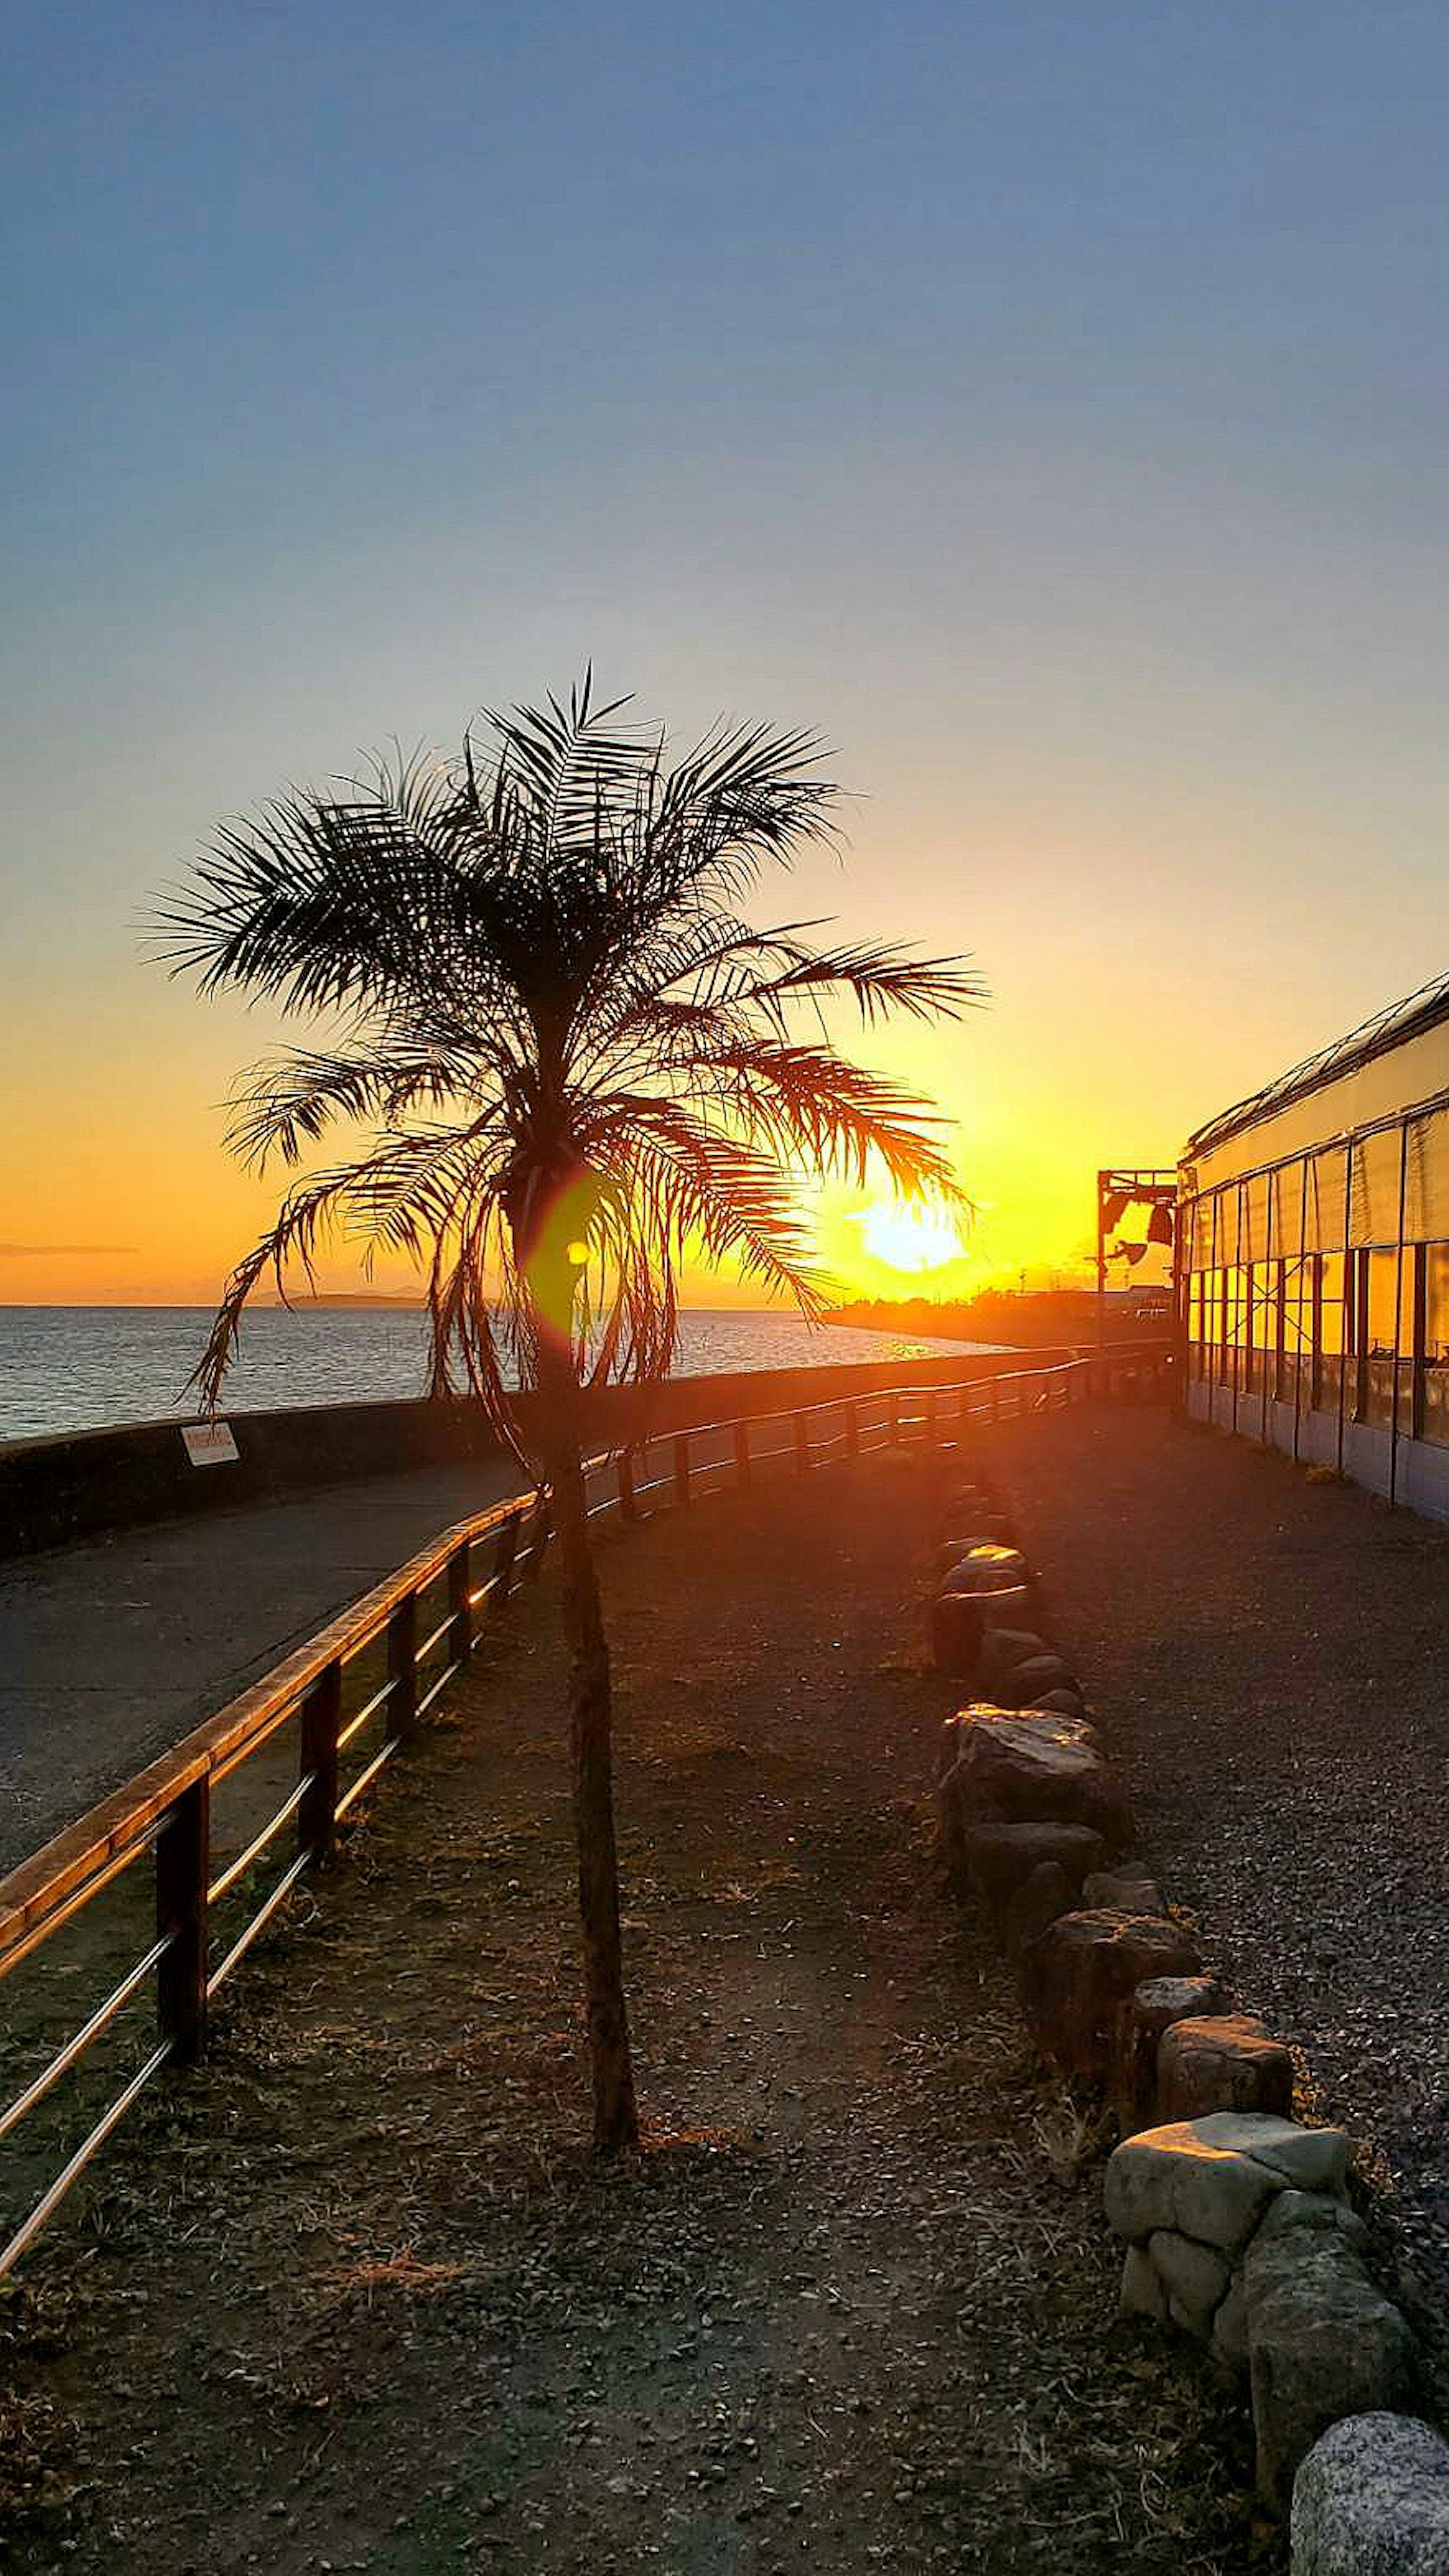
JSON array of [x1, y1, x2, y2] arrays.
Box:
[[923, 1445, 1449, 2563]]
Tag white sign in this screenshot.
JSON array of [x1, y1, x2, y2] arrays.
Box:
[[181, 1421, 239, 1467]]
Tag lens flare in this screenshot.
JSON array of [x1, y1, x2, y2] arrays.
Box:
[[857, 1199, 967, 1274]]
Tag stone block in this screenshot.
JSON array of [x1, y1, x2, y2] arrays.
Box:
[[929, 1590, 984, 1675], [973, 1628, 1049, 1697], [1021, 1911, 1199, 2083], [999, 1654, 1081, 1705], [976, 1583, 1033, 1629], [1002, 1859, 1075, 1954], [1258, 2191, 1369, 2253], [1104, 2114, 1351, 2257], [1121, 2243, 1168, 2321], [1022, 1687, 1089, 1720], [1245, 2230, 1416, 2510], [962, 1818, 1109, 1905], [1213, 2270, 1249, 2370], [937, 1514, 1015, 1560], [945, 1709, 1131, 1845], [1084, 1866, 1165, 1916], [938, 1542, 1028, 1592], [1112, 1973, 1225, 2130], [1149, 2227, 1232, 2336], [1157, 2015, 1295, 2123], [1291, 2411, 1449, 2573]]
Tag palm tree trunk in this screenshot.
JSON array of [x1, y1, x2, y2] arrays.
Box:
[[533, 1334, 640, 2155]]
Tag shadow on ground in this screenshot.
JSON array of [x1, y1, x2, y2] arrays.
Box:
[[1, 1452, 1271, 2573]]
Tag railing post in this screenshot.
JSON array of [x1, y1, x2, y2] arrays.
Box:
[[298, 1656, 342, 1860], [793, 1412, 810, 1474], [388, 1592, 419, 1743], [673, 1434, 691, 1507], [733, 1422, 751, 1487], [991, 1375, 1001, 1425], [618, 1448, 637, 1521], [448, 1538, 474, 1662], [844, 1401, 859, 1459], [888, 1390, 900, 1446], [156, 1776, 210, 2066], [925, 1389, 938, 1446]]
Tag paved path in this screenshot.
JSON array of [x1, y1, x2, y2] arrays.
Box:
[[0, 1461, 526, 1874]]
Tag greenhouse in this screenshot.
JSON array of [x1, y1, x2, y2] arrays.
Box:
[[1178, 970, 1449, 1516]]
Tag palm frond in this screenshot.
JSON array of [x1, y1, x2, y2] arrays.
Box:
[[163, 675, 982, 1410]]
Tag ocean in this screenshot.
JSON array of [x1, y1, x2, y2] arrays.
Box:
[[0, 1307, 1000, 1445]]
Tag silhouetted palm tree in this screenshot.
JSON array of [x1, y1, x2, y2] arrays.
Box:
[[157, 676, 982, 2151]]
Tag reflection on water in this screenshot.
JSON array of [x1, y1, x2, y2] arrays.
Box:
[[0, 1307, 1003, 1444]]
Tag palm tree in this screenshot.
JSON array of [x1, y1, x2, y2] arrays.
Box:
[[156, 676, 983, 2153]]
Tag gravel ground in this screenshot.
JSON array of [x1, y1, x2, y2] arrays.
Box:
[[995, 1401, 1449, 2416], [0, 1450, 1267, 2573]]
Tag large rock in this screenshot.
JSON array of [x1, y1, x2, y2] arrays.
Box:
[[1149, 2226, 1233, 2335], [972, 1628, 1050, 1697], [1258, 2190, 1369, 2253], [1121, 2243, 1169, 2322], [975, 1583, 1033, 1628], [1157, 2015, 1294, 2123], [1003, 1860, 1075, 1953], [944, 1709, 1130, 1845], [929, 1590, 984, 1674], [1021, 1911, 1199, 2082], [1291, 2412, 1449, 2573], [937, 1516, 1015, 1563], [1084, 1865, 1165, 1916], [938, 1542, 1028, 1591], [998, 1654, 1082, 1706], [963, 1819, 1109, 1905], [1214, 2270, 1250, 2368], [1023, 1687, 1089, 1720], [1104, 2113, 1352, 2256], [1245, 2229, 1416, 2509], [1112, 1973, 1226, 2129]]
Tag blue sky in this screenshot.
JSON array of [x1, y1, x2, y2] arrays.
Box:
[[4, 1, 1449, 1295]]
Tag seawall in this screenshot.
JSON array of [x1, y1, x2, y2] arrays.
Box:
[[0, 1347, 1057, 1561]]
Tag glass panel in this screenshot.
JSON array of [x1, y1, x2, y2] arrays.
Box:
[[1242, 1265, 1256, 1389], [1314, 1251, 1345, 1411], [1422, 1246, 1449, 1447], [1357, 1249, 1400, 1426], [1276, 1256, 1309, 1403]]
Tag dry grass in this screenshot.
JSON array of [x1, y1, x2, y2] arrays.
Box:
[[0, 1458, 1276, 2574]]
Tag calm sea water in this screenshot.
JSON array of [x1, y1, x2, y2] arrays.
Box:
[[0, 1307, 998, 1444]]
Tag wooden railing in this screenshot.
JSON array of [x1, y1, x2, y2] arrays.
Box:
[[0, 1351, 1147, 2273]]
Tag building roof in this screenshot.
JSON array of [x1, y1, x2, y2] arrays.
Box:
[[1185, 968, 1449, 1160]]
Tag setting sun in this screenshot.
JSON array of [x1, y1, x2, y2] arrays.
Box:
[[856, 1198, 968, 1275]]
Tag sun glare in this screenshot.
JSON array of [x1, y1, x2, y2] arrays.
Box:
[[857, 1199, 967, 1274]]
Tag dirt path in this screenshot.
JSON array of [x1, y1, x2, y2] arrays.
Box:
[[1, 1451, 1266, 2573]]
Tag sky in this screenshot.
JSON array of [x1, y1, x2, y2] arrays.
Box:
[[3, 0, 1448, 1307]]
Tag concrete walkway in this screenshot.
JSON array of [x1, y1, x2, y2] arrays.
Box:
[[0, 1461, 526, 1874]]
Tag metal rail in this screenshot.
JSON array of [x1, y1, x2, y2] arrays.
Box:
[[0, 1347, 1160, 2273]]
